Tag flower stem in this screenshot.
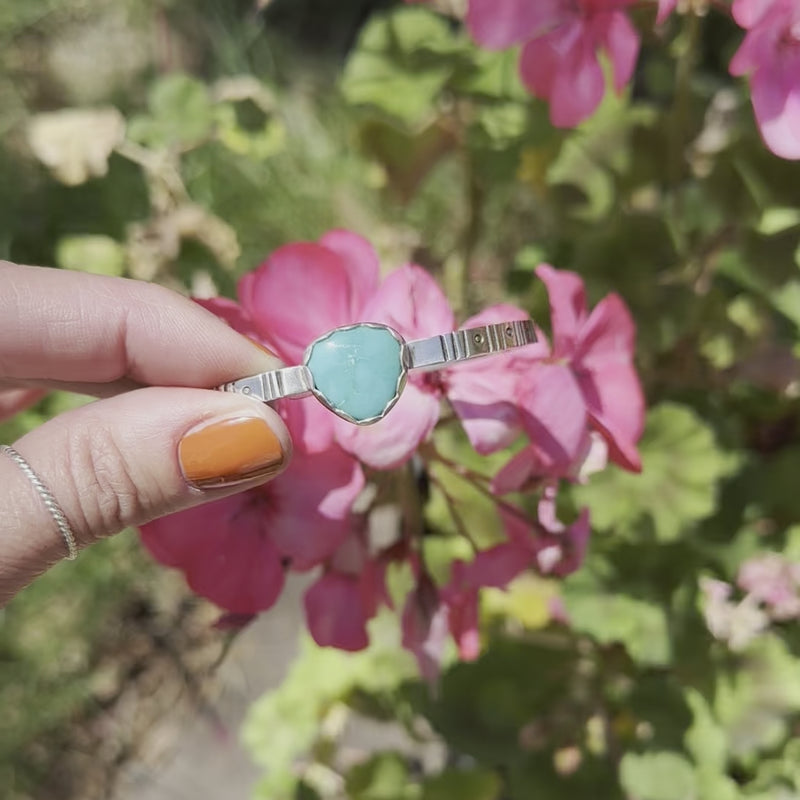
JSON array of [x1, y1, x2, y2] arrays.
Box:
[[669, 7, 702, 221], [427, 472, 480, 552]]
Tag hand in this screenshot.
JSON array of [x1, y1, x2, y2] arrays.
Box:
[[0, 261, 292, 604]]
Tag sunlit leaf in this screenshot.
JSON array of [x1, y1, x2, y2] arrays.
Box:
[[346, 753, 419, 800], [56, 234, 125, 276], [574, 403, 741, 542], [563, 592, 671, 666], [341, 7, 462, 126], [619, 751, 696, 800], [128, 73, 213, 147]]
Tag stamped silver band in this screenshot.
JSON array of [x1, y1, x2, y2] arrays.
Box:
[[1, 444, 79, 560], [405, 319, 537, 371], [219, 320, 536, 409]]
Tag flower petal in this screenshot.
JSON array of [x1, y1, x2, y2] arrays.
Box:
[[578, 363, 644, 471], [305, 572, 370, 651], [362, 264, 454, 340], [571, 294, 644, 470], [402, 573, 449, 683], [593, 10, 640, 93], [519, 33, 561, 101], [448, 304, 548, 454], [282, 395, 336, 455], [466, 0, 565, 50], [534, 264, 587, 357], [140, 494, 285, 614], [491, 446, 544, 494], [241, 242, 356, 363], [574, 293, 636, 369], [548, 28, 606, 127], [461, 542, 533, 588], [268, 446, 365, 569], [517, 362, 589, 472], [750, 59, 800, 160], [319, 229, 381, 316], [732, 0, 779, 29]]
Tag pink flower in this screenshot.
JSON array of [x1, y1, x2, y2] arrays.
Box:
[[402, 572, 451, 681], [467, 0, 640, 127], [203, 232, 455, 469], [492, 264, 644, 492], [334, 264, 454, 469], [204, 230, 544, 470], [730, 0, 800, 160], [499, 488, 591, 578], [445, 303, 549, 454], [401, 546, 521, 679], [140, 439, 365, 615], [737, 553, 800, 620], [304, 530, 388, 651], [700, 577, 769, 651]]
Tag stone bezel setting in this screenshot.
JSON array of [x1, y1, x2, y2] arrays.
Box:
[[302, 322, 408, 426]]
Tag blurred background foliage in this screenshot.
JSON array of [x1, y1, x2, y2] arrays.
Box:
[[3, 0, 800, 798]]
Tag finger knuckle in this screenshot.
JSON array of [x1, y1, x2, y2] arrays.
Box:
[[68, 423, 142, 541]]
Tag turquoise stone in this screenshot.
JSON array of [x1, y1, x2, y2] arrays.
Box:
[[306, 325, 404, 423]]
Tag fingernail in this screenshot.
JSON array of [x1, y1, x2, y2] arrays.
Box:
[[179, 416, 285, 489]]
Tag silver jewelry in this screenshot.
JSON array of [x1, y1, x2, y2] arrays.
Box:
[[219, 319, 537, 425], [1, 444, 79, 560]]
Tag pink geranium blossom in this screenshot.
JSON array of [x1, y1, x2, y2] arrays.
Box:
[[202, 230, 538, 470], [140, 439, 365, 615], [737, 553, 800, 620], [492, 264, 644, 493], [402, 492, 589, 677], [304, 529, 388, 651], [467, 0, 640, 127], [730, 0, 800, 160], [445, 303, 548, 454], [402, 543, 531, 678], [202, 232, 451, 468]]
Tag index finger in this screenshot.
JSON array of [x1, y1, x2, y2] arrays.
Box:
[[0, 262, 277, 388]]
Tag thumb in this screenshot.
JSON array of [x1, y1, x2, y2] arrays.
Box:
[[1, 387, 291, 599]]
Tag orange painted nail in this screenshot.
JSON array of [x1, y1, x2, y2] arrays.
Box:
[[179, 416, 284, 489]]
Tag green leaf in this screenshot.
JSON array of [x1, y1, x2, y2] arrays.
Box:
[[756, 207, 800, 235], [243, 614, 414, 797], [421, 768, 501, 800], [56, 234, 125, 276], [452, 48, 526, 101], [425, 425, 518, 549], [685, 689, 727, 773], [128, 73, 213, 147], [574, 403, 741, 542], [562, 592, 671, 666], [507, 753, 622, 800], [470, 102, 529, 150], [545, 78, 656, 221], [346, 753, 419, 800], [620, 751, 696, 800], [715, 634, 800, 759], [341, 8, 461, 126], [419, 640, 576, 765], [768, 279, 800, 332]]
